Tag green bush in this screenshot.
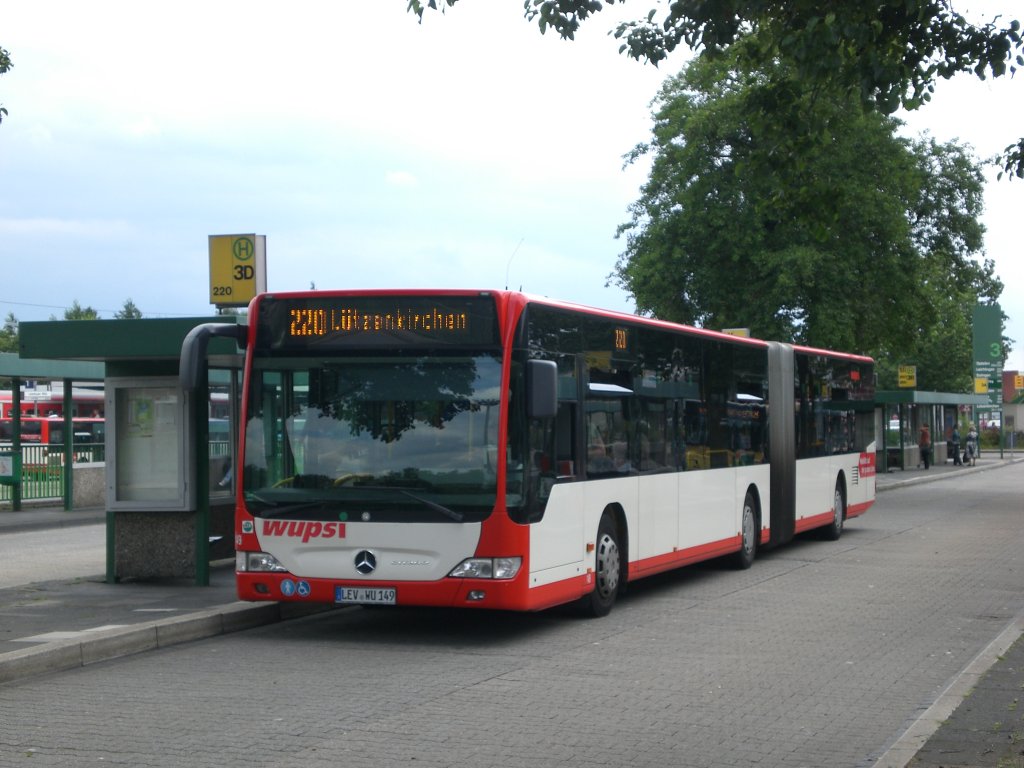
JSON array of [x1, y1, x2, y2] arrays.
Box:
[[980, 427, 1001, 449]]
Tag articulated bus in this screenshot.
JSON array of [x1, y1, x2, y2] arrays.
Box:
[[181, 290, 876, 616]]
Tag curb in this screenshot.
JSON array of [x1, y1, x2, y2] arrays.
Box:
[[0, 600, 338, 686], [877, 457, 1022, 493]]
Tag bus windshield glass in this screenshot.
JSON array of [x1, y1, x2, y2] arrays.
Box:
[[241, 354, 502, 523]]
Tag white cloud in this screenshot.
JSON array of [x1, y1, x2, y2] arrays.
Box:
[[121, 116, 161, 140], [385, 170, 418, 188], [0, 217, 134, 238]]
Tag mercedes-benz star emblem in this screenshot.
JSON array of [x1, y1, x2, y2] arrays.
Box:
[[354, 550, 377, 575]]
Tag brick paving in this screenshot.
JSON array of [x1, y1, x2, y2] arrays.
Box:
[[0, 457, 1021, 768]]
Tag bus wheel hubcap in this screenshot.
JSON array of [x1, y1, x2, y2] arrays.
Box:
[[596, 533, 620, 597], [743, 507, 755, 554]]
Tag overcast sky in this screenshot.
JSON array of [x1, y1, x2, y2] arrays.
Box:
[[2, 1, 1022, 373]]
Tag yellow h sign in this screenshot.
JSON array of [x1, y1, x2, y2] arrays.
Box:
[[898, 365, 917, 388], [209, 234, 267, 307]]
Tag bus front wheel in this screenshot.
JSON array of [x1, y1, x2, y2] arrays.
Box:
[[579, 513, 621, 618]]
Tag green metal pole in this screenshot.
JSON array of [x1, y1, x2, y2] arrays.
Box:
[[11, 378, 21, 511], [194, 368, 210, 587], [63, 378, 73, 511]]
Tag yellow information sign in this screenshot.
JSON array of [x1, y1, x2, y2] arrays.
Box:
[[974, 377, 989, 394], [897, 365, 917, 388], [209, 234, 267, 307]]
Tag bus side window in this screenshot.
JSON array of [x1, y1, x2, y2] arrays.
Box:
[[586, 411, 611, 473], [555, 403, 576, 477]]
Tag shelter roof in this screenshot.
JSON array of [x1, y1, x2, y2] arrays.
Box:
[[18, 317, 242, 362], [875, 390, 991, 406]]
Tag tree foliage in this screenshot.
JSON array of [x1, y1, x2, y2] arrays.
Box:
[[114, 299, 143, 320], [0, 312, 17, 353], [611, 50, 1001, 390], [0, 46, 9, 124], [53, 301, 100, 321], [409, 1, 1024, 176]]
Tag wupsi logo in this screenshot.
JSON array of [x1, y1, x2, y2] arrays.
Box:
[[262, 520, 346, 543]]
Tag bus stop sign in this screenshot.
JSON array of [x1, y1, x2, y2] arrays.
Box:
[[209, 234, 267, 308]]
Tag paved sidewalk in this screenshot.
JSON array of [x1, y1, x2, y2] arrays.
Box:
[[0, 506, 337, 686], [1, 453, 1022, 768], [0, 503, 105, 533], [907, 622, 1024, 768], [871, 452, 1024, 768], [875, 449, 1020, 493]]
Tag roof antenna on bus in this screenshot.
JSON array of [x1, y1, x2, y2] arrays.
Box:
[[505, 238, 524, 290]]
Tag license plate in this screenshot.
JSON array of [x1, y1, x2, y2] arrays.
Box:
[[335, 586, 397, 605]]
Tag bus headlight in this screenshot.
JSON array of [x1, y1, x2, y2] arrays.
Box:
[[237, 551, 288, 573], [448, 557, 522, 580]]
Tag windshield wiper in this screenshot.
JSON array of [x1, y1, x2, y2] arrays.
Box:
[[247, 499, 331, 519], [396, 489, 465, 522]]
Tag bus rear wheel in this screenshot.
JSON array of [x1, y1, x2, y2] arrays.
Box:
[[579, 513, 621, 618], [822, 481, 845, 541], [732, 491, 757, 570]]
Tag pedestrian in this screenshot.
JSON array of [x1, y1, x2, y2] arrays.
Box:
[[918, 424, 932, 470], [966, 423, 979, 466], [950, 425, 962, 466]]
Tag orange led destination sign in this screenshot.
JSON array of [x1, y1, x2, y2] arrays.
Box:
[[256, 295, 500, 352], [289, 305, 470, 337]]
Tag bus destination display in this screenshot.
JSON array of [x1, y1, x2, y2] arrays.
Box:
[[257, 295, 500, 351]]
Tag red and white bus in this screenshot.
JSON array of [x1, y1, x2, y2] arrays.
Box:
[[0, 416, 106, 463], [0, 388, 105, 419], [0, 416, 105, 447], [182, 290, 876, 616]]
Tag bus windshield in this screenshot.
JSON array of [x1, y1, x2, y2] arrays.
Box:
[[241, 353, 502, 523]]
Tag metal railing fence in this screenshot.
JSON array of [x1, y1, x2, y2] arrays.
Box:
[[0, 442, 105, 502]]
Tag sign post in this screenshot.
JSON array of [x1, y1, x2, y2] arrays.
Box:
[[972, 304, 1004, 456]]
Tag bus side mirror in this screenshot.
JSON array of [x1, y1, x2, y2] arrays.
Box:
[[179, 323, 248, 391], [527, 360, 558, 420]]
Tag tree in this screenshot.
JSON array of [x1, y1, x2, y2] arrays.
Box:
[[114, 298, 143, 319], [0, 312, 17, 353], [54, 301, 100, 321], [0, 45, 10, 124], [611, 49, 1000, 390], [409, 1, 1024, 176], [885, 138, 1004, 390]]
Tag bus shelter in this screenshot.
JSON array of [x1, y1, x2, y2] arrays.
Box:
[[875, 390, 991, 472], [18, 318, 244, 585]]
